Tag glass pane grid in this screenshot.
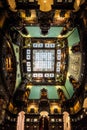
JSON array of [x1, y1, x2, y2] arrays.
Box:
[[33, 49, 55, 72]]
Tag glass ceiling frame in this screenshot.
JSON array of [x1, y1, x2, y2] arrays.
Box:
[[21, 38, 68, 85]]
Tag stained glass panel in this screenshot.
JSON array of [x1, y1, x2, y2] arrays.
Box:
[[33, 49, 55, 72]]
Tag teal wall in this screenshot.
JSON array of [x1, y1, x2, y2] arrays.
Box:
[[65, 79, 74, 98], [29, 86, 58, 99], [68, 28, 80, 46], [26, 26, 63, 37]]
